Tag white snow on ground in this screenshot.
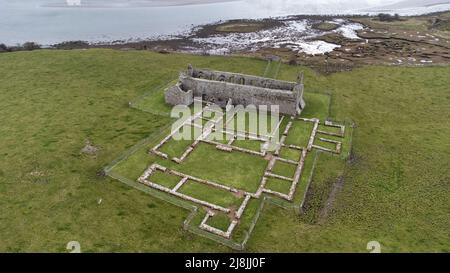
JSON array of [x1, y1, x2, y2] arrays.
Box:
[[335, 23, 364, 39], [190, 19, 362, 56], [291, 40, 341, 55]]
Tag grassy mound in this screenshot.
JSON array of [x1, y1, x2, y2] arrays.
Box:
[[312, 22, 339, 31]]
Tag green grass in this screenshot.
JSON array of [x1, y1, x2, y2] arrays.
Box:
[[173, 143, 267, 193], [313, 22, 339, 31], [265, 178, 292, 194], [300, 153, 345, 224], [318, 124, 342, 135], [109, 105, 324, 248], [206, 212, 232, 231], [159, 139, 193, 159], [112, 138, 268, 195], [177, 180, 243, 209], [300, 92, 330, 120], [216, 22, 266, 33], [205, 132, 231, 144], [0, 49, 448, 252], [149, 171, 182, 189], [130, 79, 177, 116], [233, 140, 263, 152], [271, 161, 297, 178], [279, 147, 302, 162], [314, 138, 338, 151], [263, 60, 281, 79], [285, 120, 313, 148], [436, 21, 450, 31], [228, 110, 277, 134]]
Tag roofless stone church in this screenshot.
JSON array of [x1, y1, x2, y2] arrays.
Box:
[[165, 65, 306, 116]]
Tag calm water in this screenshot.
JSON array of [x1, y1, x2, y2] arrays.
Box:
[[1, 0, 449, 45]]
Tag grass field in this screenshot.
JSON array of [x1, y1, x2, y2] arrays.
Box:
[[0, 49, 449, 252], [107, 87, 345, 248]]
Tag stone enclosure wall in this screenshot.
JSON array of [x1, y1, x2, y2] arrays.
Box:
[[165, 65, 306, 116], [188, 66, 298, 91]]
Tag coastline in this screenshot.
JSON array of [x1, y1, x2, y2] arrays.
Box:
[[43, 0, 240, 8], [1, 11, 449, 71], [2, 0, 450, 46]]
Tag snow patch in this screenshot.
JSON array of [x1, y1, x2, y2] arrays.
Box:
[[335, 23, 364, 39], [189, 19, 358, 55]]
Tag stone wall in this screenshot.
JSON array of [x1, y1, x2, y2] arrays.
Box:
[[165, 83, 194, 106], [164, 65, 306, 116], [182, 75, 300, 115], [188, 66, 299, 91]]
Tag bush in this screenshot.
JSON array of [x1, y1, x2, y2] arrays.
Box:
[[22, 42, 40, 51], [377, 13, 401, 22], [54, 40, 89, 50], [0, 43, 8, 52], [288, 58, 298, 66]]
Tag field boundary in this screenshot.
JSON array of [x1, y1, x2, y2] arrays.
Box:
[[263, 59, 282, 79], [129, 76, 177, 117], [103, 123, 173, 173]]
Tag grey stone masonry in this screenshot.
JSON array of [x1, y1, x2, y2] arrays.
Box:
[[164, 65, 306, 116], [165, 82, 194, 106]]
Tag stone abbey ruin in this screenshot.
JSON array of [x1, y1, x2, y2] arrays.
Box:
[[106, 64, 352, 249], [142, 102, 348, 245], [165, 65, 306, 116]]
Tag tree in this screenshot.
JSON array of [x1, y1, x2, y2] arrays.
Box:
[[0, 43, 8, 52], [22, 42, 40, 51], [377, 13, 401, 22]]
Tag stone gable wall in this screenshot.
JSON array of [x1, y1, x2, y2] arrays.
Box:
[[165, 83, 194, 106]]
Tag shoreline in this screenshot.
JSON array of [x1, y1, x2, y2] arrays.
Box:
[[44, 0, 239, 8], [2, 10, 448, 47], [1, 8, 449, 47], [1, 11, 449, 71]]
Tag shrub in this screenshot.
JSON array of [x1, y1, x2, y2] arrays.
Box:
[[0, 43, 8, 52], [54, 40, 89, 50], [377, 13, 401, 22], [22, 42, 41, 51]]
